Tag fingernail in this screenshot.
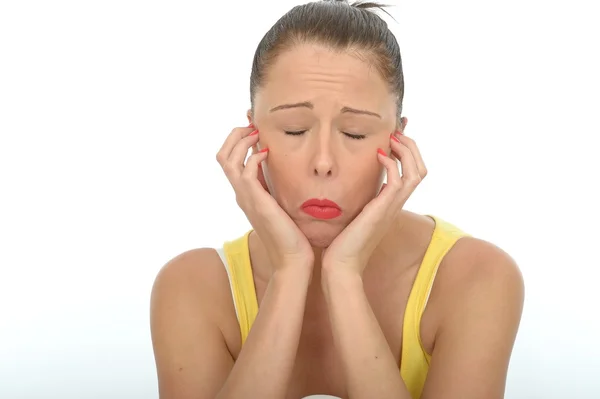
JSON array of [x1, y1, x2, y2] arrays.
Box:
[[259, 147, 269, 153], [377, 148, 387, 156], [249, 129, 259, 136], [390, 133, 400, 143]]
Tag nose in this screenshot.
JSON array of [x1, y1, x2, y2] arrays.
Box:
[[311, 131, 336, 178], [313, 158, 333, 177]]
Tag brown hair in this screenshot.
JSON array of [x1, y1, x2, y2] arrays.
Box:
[[249, 0, 404, 119]]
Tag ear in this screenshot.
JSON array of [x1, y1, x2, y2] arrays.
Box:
[[247, 107, 259, 155], [399, 116, 408, 134], [248, 108, 258, 156]]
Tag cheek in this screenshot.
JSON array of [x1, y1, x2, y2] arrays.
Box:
[[350, 149, 383, 176], [344, 153, 386, 195], [261, 154, 302, 196]]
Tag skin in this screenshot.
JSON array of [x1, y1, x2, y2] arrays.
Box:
[[150, 43, 525, 399], [249, 44, 398, 250]]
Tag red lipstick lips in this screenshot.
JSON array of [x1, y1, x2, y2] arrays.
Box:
[[301, 198, 342, 220]]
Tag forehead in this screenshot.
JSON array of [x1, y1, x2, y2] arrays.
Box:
[[256, 43, 393, 107]]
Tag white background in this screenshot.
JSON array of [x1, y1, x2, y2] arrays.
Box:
[[1, 1, 599, 398]]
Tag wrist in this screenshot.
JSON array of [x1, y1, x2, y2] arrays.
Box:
[[321, 265, 364, 295], [272, 261, 314, 284]]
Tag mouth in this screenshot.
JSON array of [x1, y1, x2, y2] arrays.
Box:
[[300, 198, 342, 220]]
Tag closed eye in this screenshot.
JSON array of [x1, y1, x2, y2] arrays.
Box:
[[284, 130, 366, 140], [343, 132, 366, 140], [284, 130, 306, 136]]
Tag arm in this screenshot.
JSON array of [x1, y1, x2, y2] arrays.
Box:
[[421, 243, 525, 399], [150, 248, 312, 399], [321, 267, 411, 399], [217, 262, 312, 398], [150, 249, 233, 399]]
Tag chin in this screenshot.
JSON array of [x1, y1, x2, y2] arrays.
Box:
[[297, 221, 344, 249]]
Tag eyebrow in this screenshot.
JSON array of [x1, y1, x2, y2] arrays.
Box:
[[269, 101, 381, 119], [340, 106, 381, 119]]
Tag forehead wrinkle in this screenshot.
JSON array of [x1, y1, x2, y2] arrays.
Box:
[[256, 46, 395, 118], [272, 61, 385, 95], [272, 45, 381, 80]]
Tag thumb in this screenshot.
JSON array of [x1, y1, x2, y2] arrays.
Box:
[[257, 163, 270, 193], [378, 183, 387, 196]]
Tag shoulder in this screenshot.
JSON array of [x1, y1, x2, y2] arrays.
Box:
[[419, 234, 525, 397], [433, 234, 525, 335], [151, 248, 226, 303], [150, 247, 239, 338], [150, 248, 241, 397], [440, 236, 524, 300]]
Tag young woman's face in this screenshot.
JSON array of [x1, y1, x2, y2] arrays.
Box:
[[251, 43, 405, 248]]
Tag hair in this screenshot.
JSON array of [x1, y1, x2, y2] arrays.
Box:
[[249, 0, 404, 119]]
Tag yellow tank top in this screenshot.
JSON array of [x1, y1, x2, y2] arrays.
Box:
[[220, 215, 470, 399]]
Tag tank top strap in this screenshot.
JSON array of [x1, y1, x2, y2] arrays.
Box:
[[400, 214, 471, 399], [410, 215, 471, 316], [222, 230, 258, 345]]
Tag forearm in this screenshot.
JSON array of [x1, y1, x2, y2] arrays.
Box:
[[216, 266, 311, 399], [322, 268, 410, 399]]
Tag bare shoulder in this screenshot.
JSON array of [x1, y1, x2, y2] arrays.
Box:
[[150, 247, 240, 346], [150, 248, 240, 399], [429, 234, 525, 350], [420, 236, 525, 398], [399, 212, 524, 304], [151, 248, 228, 305], [437, 236, 525, 299]]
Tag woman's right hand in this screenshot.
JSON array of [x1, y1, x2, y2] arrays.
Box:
[[216, 124, 314, 271]]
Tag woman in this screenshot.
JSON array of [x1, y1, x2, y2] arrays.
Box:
[[150, 1, 525, 398]]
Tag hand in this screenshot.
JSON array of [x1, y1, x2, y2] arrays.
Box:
[[216, 124, 315, 271], [321, 131, 428, 276]]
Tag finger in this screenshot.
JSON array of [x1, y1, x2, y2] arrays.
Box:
[[376, 148, 403, 200], [227, 130, 260, 172], [389, 135, 421, 189], [216, 124, 255, 166], [393, 133, 428, 179], [347, 152, 400, 252], [219, 131, 260, 179], [241, 148, 269, 182], [238, 149, 276, 214]]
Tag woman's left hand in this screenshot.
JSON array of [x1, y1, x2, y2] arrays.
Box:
[[321, 131, 428, 276]]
